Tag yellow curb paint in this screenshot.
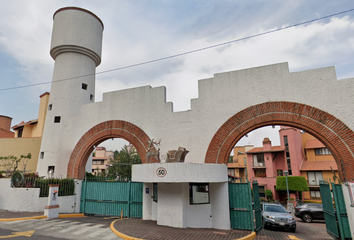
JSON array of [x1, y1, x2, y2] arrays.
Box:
[[288, 235, 301, 240], [0, 213, 85, 222], [235, 232, 256, 240], [110, 219, 145, 240], [0, 215, 46, 221], [0, 230, 35, 238], [58, 213, 85, 218]]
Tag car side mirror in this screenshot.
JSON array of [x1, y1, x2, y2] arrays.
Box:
[[288, 211, 292, 214]]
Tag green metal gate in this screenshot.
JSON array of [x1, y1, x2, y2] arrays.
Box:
[[319, 181, 352, 240], [253, 181, 263, 233], [229, 181, 261, 232], [80, 179, 143, 218]]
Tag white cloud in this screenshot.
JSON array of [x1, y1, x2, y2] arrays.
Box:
[[1, 1, 354, 144]]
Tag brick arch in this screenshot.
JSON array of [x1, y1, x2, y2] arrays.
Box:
[[67, 120, 158, 179], [205, 102, 354, 181]]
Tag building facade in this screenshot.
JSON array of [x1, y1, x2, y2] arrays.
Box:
[[234, 127, 338, 202], [227, 145, 254, 181], [300, 132, 338, 201], [0, 93, 49, 175], [91, 146, 113, 176]]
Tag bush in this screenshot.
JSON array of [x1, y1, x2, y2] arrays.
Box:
[[276, 176, 309, 192], [34, 178, 75, 197], [265, 189, 273, 201]]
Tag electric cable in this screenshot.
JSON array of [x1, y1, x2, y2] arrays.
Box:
[[1, 8, 353, 92]]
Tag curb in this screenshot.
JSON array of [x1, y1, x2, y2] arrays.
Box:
[[110, 219, 145, 240], [236, 232, 256, 240], [0, 213, 85, 221], [110, 219, 257, 240]]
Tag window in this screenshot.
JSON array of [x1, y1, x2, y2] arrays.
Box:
[[153, 183, 158, 202], [54, 116, 61, 123], [82, 83, 88, 90], [308, 172, 323, 185], [315, 148, 331, 155], [277, 170, 283, 176], [90, 94, 94, 101], [255, 169, 266, 177], [17, 128, 23, 138], [310, 190, 321, 198], [253, 154, 265, 167], [284, 136, 292, 175], [92, 160, 104, 165], [259, 186, 265, 198], [40, 152, 44, 159], [48, 104, 52, 111], [189, 183, 210, 204]]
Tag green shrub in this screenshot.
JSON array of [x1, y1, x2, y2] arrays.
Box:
[[265, 189, 273, 201], [276, 176, 309, 192], [34, 178, 75, 197]]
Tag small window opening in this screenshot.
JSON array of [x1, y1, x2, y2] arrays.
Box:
[[40, 152, 44, 159], [90, 94, 94, 101], [48, 104, 52, 111], [54, 116, 61, 123], [82, 83, 88, 90], [189, 183, 210, 204], [17, 128, 23, 138]]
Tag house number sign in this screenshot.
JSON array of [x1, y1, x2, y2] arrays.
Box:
[[156, 167, 167, 177]]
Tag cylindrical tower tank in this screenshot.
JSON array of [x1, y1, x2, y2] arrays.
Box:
[[37, 7, 103, 177]]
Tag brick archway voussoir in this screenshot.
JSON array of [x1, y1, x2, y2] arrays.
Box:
[[68, 120, 156, 179], [205, 102, 354, 181]]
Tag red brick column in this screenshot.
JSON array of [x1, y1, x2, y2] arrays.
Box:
[[205, 102, 354, 181], [67, 120, 157, 179]]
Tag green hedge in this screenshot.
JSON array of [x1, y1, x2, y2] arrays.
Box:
[[276, 176, 309, 192], [34, 179, 75, 197]]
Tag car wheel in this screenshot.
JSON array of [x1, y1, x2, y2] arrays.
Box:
[[302, 213, 313, 223], [263, 220, 268, 230], [290, 225, 296, 232]]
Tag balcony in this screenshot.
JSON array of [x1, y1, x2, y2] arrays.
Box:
[[253, 161, 266, 168]]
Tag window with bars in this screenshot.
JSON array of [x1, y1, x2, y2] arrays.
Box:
[[315, 148, 331, 155]]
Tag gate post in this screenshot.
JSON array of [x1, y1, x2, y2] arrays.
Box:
[[252, 181, 262, 233]]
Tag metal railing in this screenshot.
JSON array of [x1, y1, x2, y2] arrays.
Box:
[[10, 175, 75, 197]]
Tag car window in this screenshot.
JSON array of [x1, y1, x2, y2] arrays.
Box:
[[264, 205, 287, 213]]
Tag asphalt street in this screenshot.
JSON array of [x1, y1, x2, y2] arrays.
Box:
[[0, 215, 332, 240]]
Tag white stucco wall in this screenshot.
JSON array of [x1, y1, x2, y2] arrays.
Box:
[[133, 163, 228, 183], [342, 183, 354, 238], [142, 180, 229, 229], [210, 182, 230, 230], [157, 183, 185, 228], [0, 179, 81, 213], [143, 183, 153, 220], [37, 62, 354, 178]]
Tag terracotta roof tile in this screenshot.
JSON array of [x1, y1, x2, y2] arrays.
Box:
[[246, 146, 284, 154], [305, 139, 325, 149], [300, 160, 338, 171], [12, 119, 38, 130]]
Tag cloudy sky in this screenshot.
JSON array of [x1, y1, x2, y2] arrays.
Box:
[[1, 1, 354, 151]]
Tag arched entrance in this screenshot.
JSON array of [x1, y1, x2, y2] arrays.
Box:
[[205, 102, 354, 181], [67, 120, 158, 179]]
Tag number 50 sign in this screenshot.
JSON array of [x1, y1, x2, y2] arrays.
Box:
[[156, 167, 167, 177]]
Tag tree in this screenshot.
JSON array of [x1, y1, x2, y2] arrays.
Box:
[[228, 155, 233, 163], [107, 145, 142, 179], [0, 153, 31, 175]]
